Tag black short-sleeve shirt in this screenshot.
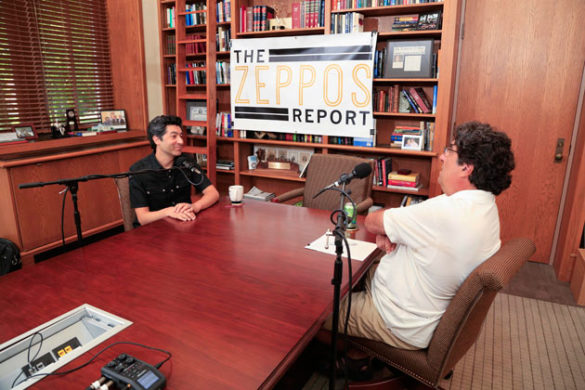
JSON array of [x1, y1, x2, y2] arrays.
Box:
[[129, 153, 211, 211]]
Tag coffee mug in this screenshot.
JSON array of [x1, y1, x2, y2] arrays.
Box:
[[229, 185, 244, 204]]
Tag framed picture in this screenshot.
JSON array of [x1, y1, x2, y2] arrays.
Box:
[[401, 135, 423, 151], [100, 110, 127, 130], [12, 124, 38, 140]]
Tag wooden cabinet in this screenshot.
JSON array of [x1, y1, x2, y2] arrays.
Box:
[[0, 138, 150, 264], [158, 0, 461, 204]]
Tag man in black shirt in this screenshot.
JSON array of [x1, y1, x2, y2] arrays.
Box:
[[129, 115, 219, 225]]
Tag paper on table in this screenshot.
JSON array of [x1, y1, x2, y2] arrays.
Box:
[[305, 233, 378, 261]]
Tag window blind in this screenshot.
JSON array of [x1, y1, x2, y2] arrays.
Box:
[[0, 0, 113, 133]]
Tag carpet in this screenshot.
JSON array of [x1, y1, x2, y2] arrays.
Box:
[[303, 294, 585, 389], [441, 294, 585, 389]]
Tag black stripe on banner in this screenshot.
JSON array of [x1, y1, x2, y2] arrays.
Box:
[[269, 45, 371, 55], [235, 113, 289, 121], [234, 106, 289, 114], [269, 53, 372, 62]]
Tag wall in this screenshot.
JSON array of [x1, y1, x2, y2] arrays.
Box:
[[107, 0, 149, 131], [142, 0, 164, 120]]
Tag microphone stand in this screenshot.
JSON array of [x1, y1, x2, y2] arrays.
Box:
[[19, 167, 189, 245], [314, 183, 356, 390]]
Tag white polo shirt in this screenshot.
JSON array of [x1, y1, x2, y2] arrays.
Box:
[[371, 190, 501, 348]]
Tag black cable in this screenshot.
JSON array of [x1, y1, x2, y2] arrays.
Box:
[[11, 341, 171, 388], [60, 186, 69, 245], [11, 331, 44, 389], [176, 165, 204, 187]]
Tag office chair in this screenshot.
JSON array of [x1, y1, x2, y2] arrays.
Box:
[[272, 154, 374, 214], [114, 177, 136, 232], [341, 237, 536, 389]]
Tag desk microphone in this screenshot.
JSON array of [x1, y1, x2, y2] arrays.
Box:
[[323, 162, 372, 190], [178, 158, 202, 175]]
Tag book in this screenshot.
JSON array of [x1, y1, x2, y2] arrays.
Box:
[[388, 183, 422, 192], [388, 179, 418, 188], [244, 186, 276, 201], [417, 11, 442, 31], [408, 87, 431, 113], [384, 39, 434, 79], [388, 171, 420, 183]]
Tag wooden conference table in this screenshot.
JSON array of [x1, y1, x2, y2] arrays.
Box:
[[0, 199, 381, 389]]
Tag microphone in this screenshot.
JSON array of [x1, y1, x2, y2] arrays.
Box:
[[177, 158, 202, 175], [325, 162, 372, 189]]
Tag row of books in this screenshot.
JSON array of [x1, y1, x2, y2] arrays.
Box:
[[185, 3, 207, 26], [292, 0, 326, 29], [217, 26, 231, 52], [165, 35, 176, 55], [373, 85, 437, 114], [216, 112, 233, 137], [164, 6, 175, 28], [373, 157, 392, 187], [387, 170, 421, 191], [238, 5, 275, 32], [331, 0, 441, 11], [185, 34, 206, 55], [185, 62, 206, 85], [166, 63, 176, 85], [216, 159, 235, 170], [390, 122, 434, 151], [331, 12, 363, 34], [392, 11, 442, 31], [217, 0, 232, 23], [216, 61, 230, 85]]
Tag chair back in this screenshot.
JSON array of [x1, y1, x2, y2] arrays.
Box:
[[426, 237, 536, 379], [348, 238, 535, 388], [302, 154, 374, 211], [114, 177, 136, 232]]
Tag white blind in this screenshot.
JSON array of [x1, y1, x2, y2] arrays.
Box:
[[0, 0, 114, 133]]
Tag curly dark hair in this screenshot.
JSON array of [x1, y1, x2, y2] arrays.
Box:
[[454, 121, 515, 195], [147, 115, 182, 150]]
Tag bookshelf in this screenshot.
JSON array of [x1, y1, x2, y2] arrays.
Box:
[[158, 0, 461, 203]]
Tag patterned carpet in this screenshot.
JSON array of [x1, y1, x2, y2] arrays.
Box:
[[304, 294, 585, 389]]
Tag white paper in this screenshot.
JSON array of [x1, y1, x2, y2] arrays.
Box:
[[305, 233, 377, 261], [404, 55, 422, 72]]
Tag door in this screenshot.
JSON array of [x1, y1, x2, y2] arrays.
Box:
[[455, 0, 585, 262]]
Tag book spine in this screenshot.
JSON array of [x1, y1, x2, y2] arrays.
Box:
[[388, 179, 418, 187]]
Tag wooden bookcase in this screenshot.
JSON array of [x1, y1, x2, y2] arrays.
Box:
[[158, 0, 461, 203]]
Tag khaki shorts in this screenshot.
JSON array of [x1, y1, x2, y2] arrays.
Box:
[[323, 266, 419, 350]]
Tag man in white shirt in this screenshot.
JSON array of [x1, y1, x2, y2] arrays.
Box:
[[325, 121, 515, 350]]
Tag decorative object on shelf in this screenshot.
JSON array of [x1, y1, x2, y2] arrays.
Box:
[[100, 110, 127, 130], [247, 155, 258, 170], [0, 131, 27, 145], [401, 134, 424, 151], [65, 108, 79, 133], [12, 124, 38, 140], [51, 120, 66, 138], [383, 39, 434, 79]]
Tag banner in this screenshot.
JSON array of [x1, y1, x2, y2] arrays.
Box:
[[230, 33, 377, 138]]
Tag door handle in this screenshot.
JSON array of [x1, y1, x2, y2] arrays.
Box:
[[555, 138, 565, 162]]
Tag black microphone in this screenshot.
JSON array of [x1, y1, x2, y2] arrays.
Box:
[[178, 158, 202, 175], [325, 162, 372, 189]]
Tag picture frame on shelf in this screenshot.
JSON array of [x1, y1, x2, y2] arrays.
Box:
[[12, 124, 38, 140], [100, 110, 127, 130], [401, 135, 423, 151]]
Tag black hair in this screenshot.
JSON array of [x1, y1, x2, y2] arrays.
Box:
[[454, 121, 515, 195], [147, 115, 182, 150]]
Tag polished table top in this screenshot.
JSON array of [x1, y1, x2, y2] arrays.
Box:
[[0, 199, 380, 389]]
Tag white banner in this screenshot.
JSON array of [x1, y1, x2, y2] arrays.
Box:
[[230, 33, 377, 138]]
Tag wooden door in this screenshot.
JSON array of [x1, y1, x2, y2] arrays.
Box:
[[455, 0, 585, 262]]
